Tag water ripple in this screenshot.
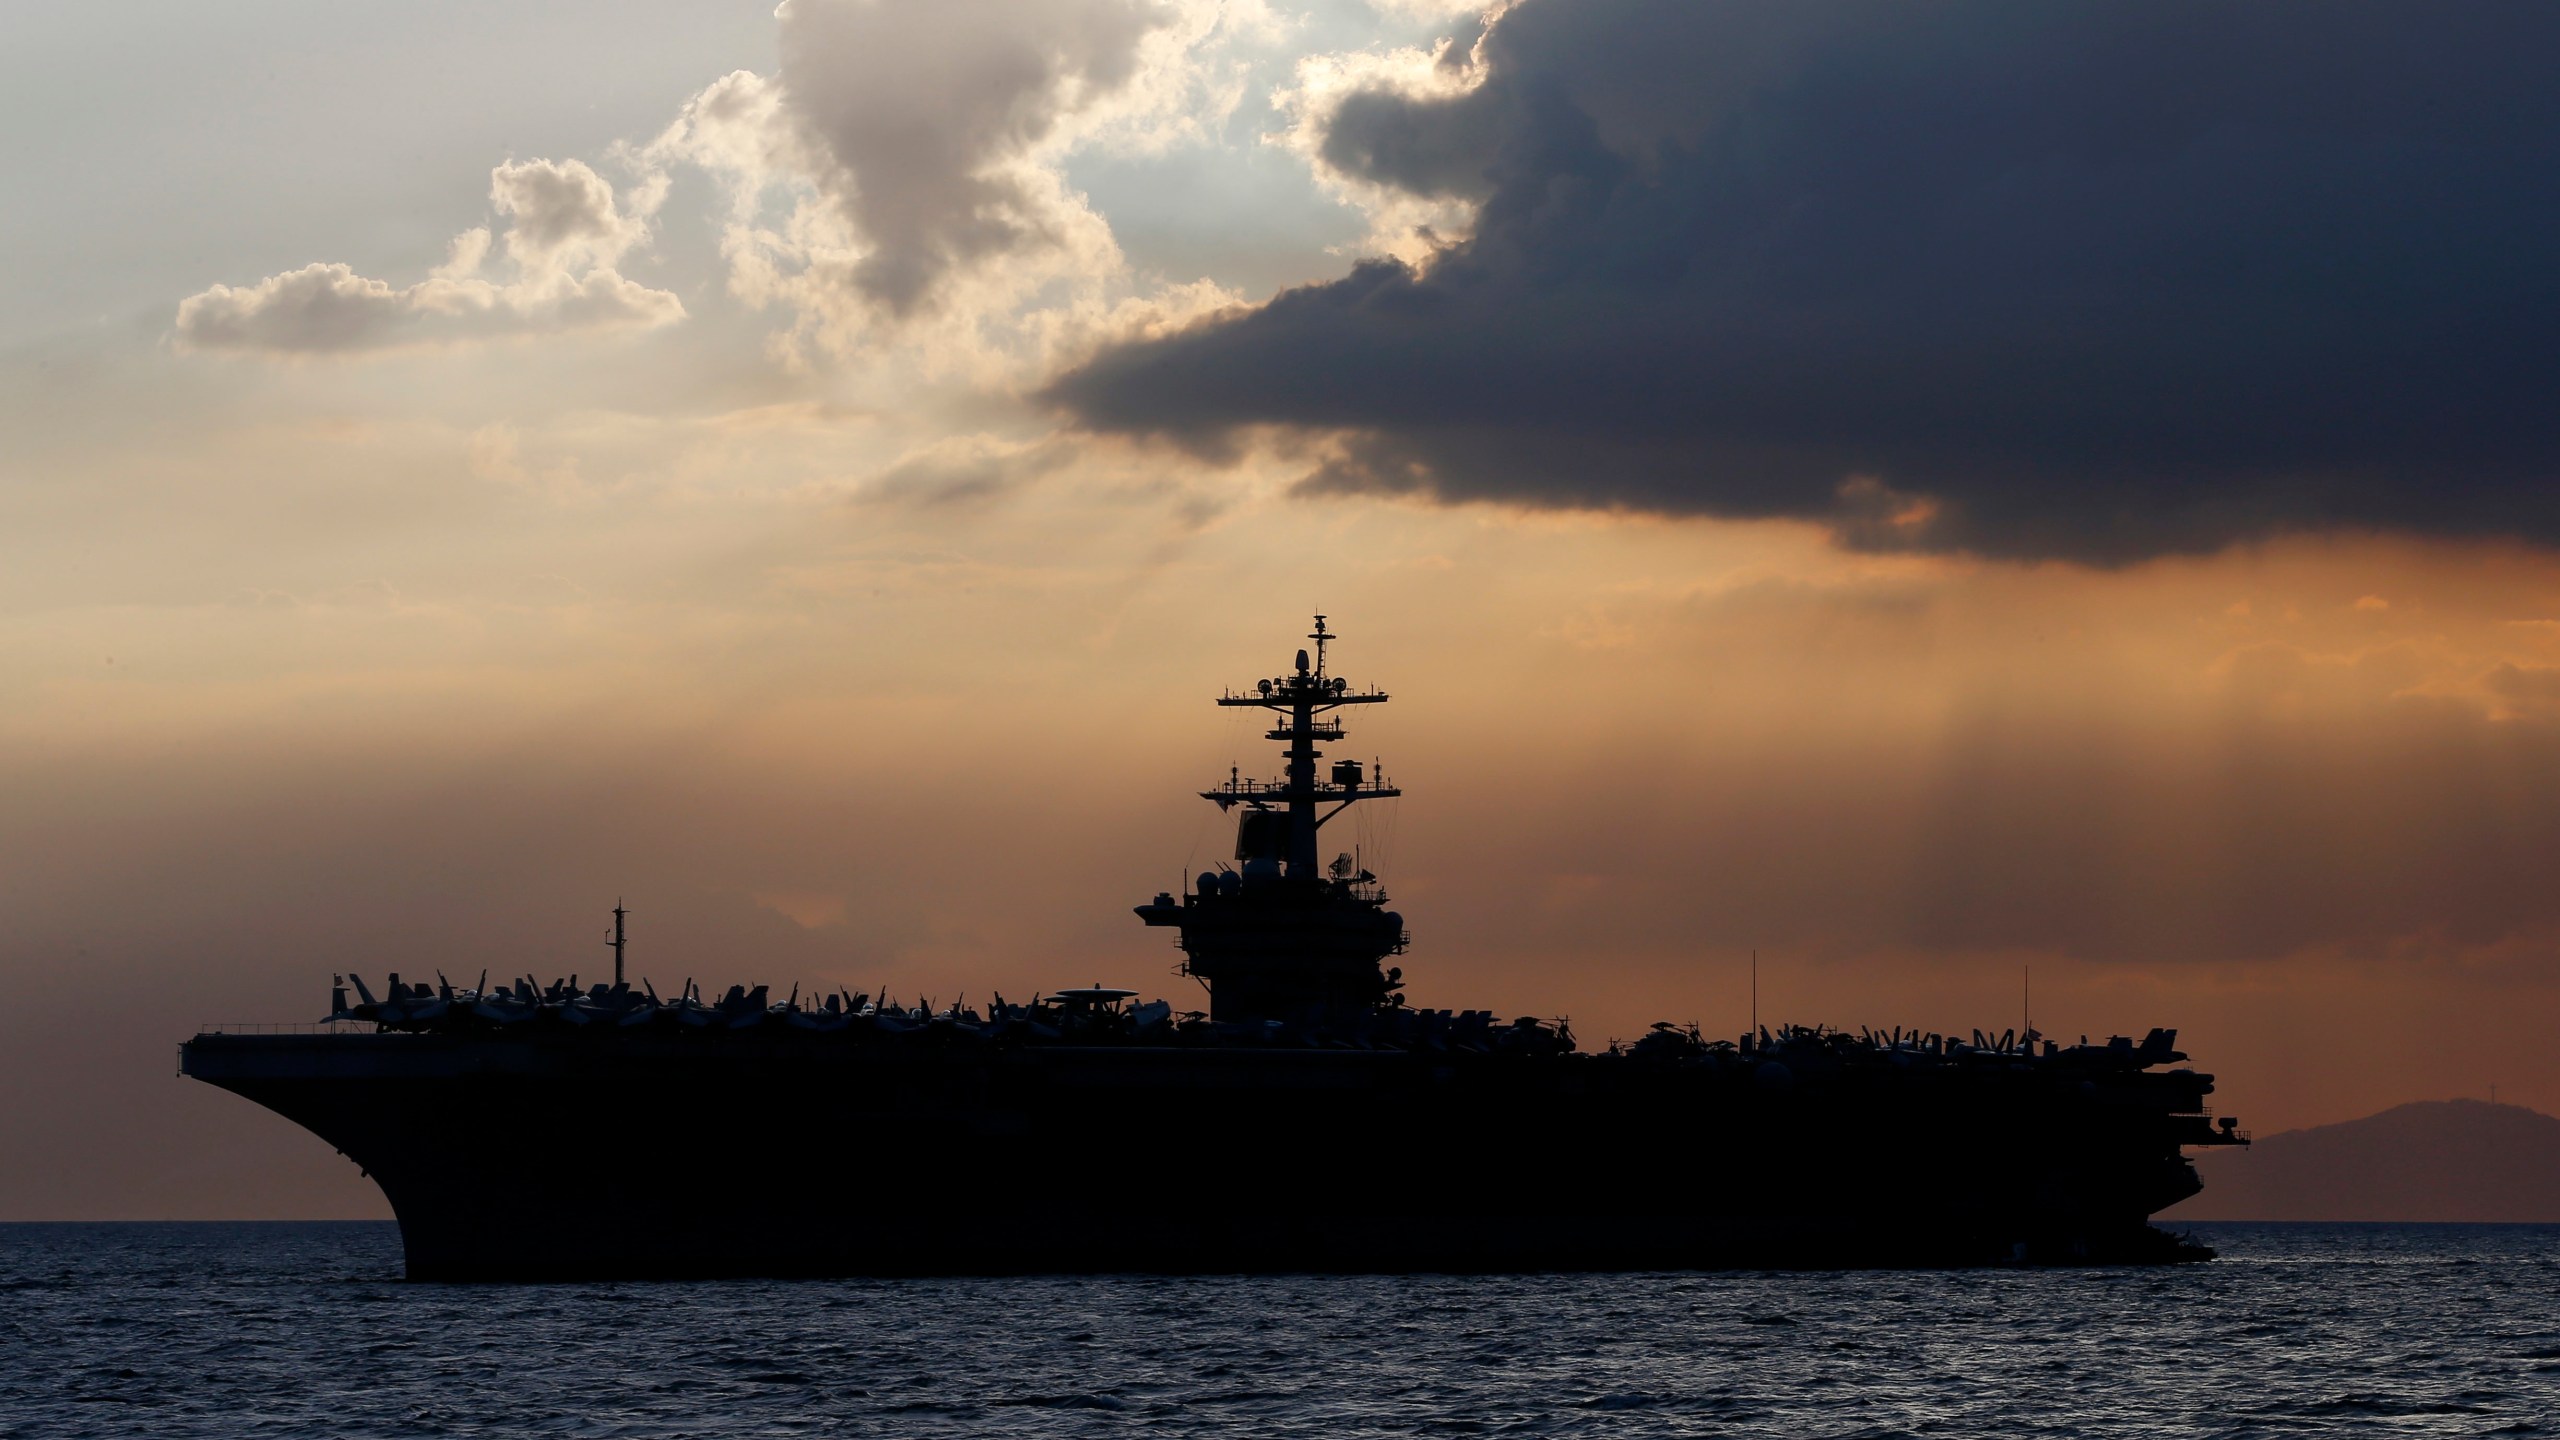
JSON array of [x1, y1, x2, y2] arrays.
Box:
[[2, 1223, 2556, 1438]]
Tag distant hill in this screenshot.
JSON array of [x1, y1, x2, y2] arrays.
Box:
[[2166, 1099, 2560, 1222]]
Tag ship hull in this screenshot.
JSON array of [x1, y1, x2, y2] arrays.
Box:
[[185, 1032, 2212, 1280]]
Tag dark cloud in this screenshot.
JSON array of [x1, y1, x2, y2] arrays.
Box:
[[1050, 0, 2560, 562]]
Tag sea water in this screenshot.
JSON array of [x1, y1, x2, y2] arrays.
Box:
[[3, 1222, 2555, 1437]]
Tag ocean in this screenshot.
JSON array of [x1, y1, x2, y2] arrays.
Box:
[[3, 1222, 2554, 1437]]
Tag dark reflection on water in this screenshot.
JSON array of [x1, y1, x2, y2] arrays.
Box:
[[4, 1222, 2556, 1437]]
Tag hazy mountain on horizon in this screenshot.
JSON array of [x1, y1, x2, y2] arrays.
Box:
[[2166, 1099, 2560, 1222]]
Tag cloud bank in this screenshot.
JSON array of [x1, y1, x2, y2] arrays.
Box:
[[173, 1, 1277, 376], [175, 159, 681, 355], [1050, 0, 2560, 562]]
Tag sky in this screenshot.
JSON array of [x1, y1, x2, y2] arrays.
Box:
[[5, 0, 2560, 1219]]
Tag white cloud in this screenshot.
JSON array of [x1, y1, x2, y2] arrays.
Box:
[[1268, 26, 1493, 264], [173, 1, 1431, 376], [175, 264, 435, 355], [491, 158, 652, 273], [640, 0, 1275, 377], [175, 159, 681, 356]]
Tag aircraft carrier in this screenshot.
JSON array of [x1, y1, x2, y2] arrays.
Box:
[[182, 618, 2246, 1280]]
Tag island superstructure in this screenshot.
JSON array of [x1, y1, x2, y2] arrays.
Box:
[[1135, 615, 1409, 1028], [182, 617, 2247, 1279]]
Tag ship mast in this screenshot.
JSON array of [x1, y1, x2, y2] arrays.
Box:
[[1203, 615, 1401, 878]]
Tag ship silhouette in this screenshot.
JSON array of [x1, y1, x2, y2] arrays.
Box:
[[183, 617, 2245, 1279]]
